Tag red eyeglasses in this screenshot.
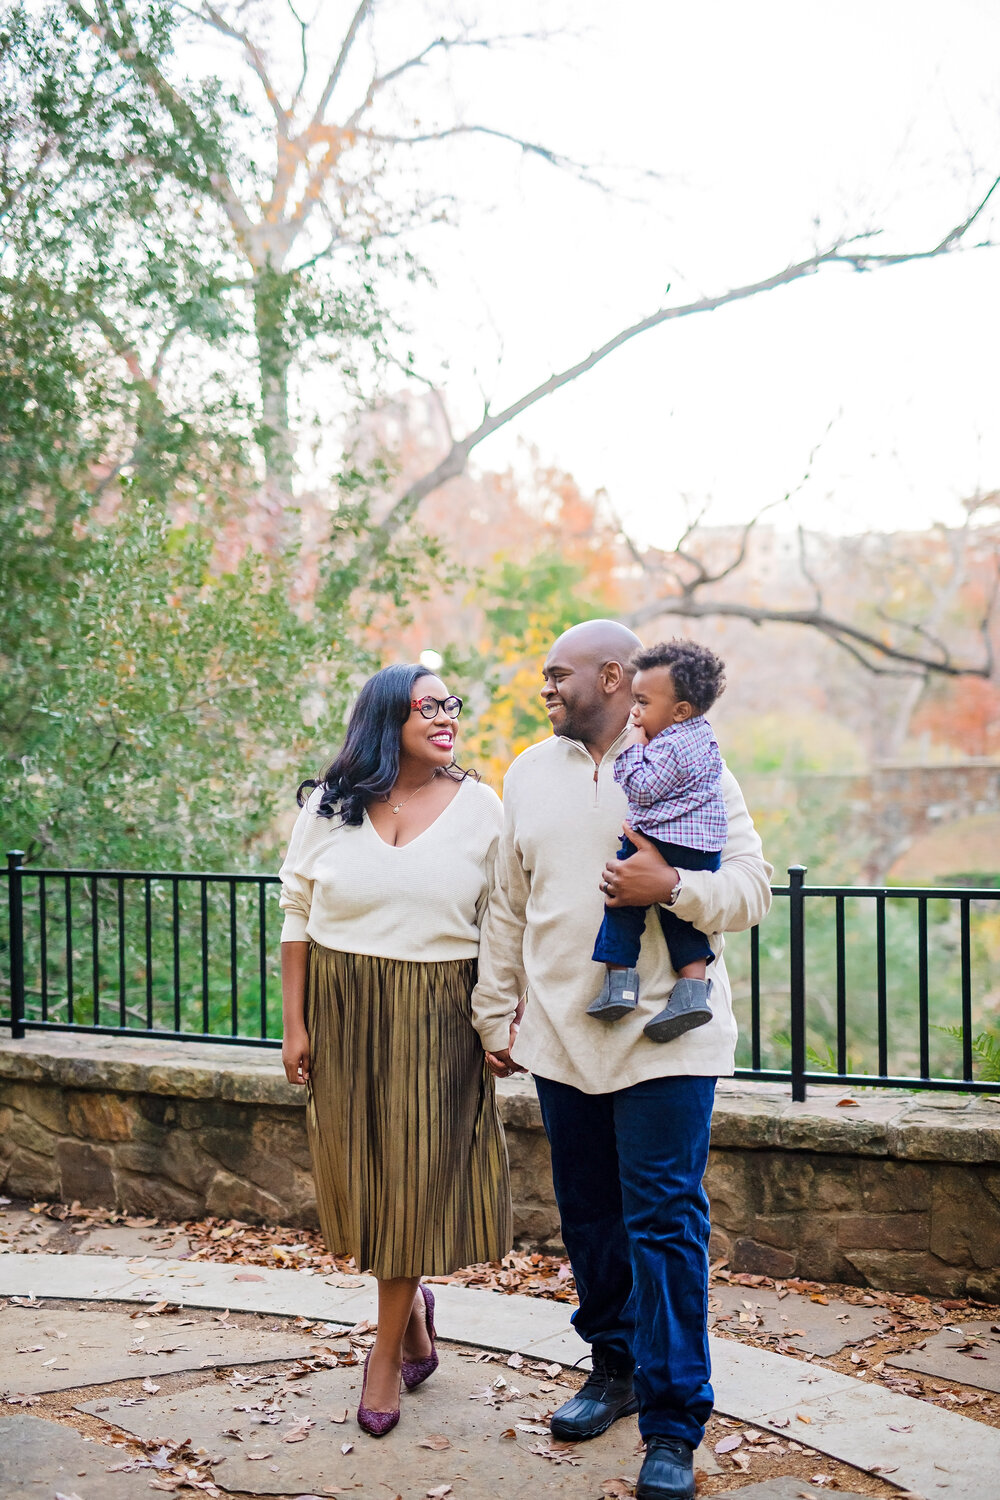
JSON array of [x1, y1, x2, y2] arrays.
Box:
[[411, 695, 463, 719]]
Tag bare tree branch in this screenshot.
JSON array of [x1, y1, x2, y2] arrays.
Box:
[[192, 3, 290, 133], [364, 124, 617, 190], [284, 0, 310, 107], [362, 186, 1000, 564], [621, 594, 992, 679], [342, 30, 559, 129], [309, 0, 373, 130]]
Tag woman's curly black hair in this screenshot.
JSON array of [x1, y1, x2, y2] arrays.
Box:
[[631, 638, 726, 715], [296, 662, 476, 826]]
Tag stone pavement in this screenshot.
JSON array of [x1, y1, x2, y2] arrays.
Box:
[[3, 1252, 1000, 1496]]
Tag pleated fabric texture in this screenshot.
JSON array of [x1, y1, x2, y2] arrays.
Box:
[[305, 943, 512, 1280]]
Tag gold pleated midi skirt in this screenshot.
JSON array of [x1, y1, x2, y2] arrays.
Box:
[[304, 944, 513, 1280]]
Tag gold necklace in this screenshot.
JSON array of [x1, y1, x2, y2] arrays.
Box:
[[382, 769, 440, 814]]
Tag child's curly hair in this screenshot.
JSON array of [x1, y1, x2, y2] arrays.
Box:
[[631, 638, 726, 715]]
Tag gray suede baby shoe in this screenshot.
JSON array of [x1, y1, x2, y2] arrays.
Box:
[[587, 966, 641, 1021], [643, 977, 713, 1043]]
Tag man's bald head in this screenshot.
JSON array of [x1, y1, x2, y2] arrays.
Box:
[[549, 619, 642, 673], [542, 619, 642, 751]]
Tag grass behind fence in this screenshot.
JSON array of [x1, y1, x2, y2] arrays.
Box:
[[726, 895, 1000, 1083], [1, 874, 284, 1042]]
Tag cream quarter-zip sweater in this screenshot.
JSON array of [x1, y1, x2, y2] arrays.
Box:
[[279, 778, 503, 960], [470, 728, 773, 1093]]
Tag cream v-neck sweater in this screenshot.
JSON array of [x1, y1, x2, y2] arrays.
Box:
[[278, 778, 503, 961], [470, 729, 773, 1093]]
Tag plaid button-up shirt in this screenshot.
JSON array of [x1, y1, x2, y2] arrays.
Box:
[[614, 716, 728, 852]]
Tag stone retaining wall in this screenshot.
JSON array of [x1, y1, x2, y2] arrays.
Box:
[[2, 1035, 999, 1299]]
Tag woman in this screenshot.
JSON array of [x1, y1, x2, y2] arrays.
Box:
[[279, 663, 512, 1436]]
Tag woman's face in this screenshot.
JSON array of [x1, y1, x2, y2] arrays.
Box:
[[398, 674, 459, 771]]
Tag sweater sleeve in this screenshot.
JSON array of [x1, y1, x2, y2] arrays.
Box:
[[278, 797, 318, 943], [470, 784, 529, 1054], [666, 768, 772, 934], [614, 738, 686, 807], [475, 787, 504, 929]]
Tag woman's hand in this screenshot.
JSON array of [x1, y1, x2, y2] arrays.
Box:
[[485, 1018, 527, 1078], [602, 824, 679, 908], [282, 1028, 311, 1085]]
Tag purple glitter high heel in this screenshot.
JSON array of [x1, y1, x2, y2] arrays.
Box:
[[401, 1284, 439, 1391], [357, 1348, 400, 1437]]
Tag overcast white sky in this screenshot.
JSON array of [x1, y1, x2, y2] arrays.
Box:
[[185, 0, 1000, 546]]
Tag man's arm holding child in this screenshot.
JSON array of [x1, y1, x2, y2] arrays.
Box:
[[603, 768, 772, 933]]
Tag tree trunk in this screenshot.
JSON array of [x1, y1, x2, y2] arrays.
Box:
[[248, 239, 297, 550]]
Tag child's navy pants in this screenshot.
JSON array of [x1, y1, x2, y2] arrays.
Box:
[[592, 835, 721, 972]]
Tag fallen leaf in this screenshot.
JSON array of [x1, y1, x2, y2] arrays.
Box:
[[142, 1378, 161, 1394], [507, 1352, 524, 1368], [527, 1442, 582, 1466], [282, 1416, 315, 1443], [329, 1407, 349, 1423], [889, 1423, 913, 1432], [545, 1362, 562, 1376], [419, 1434, 451, 1450], [836, 1098, 860, 1107], [796, 1412, 812, 1423], [714, 1433, 744, 1453], [220, 1427, 243, 1441], [809, 1295, 829, 1305], [234, 1272, 266, 1282], [601, 1482, 634, 1499], [426, 1488, 453, 1499], [245, 1452, 273, 1461], [341, 1441, 354, 1454]]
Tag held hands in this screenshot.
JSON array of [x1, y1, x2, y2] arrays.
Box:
[[601, 824, 679, 908], [485, 1017, 527, 1079], [282, 1028, 311, 1086]]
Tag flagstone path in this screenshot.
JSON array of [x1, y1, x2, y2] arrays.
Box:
[[3, 1249, 1000, 1496]]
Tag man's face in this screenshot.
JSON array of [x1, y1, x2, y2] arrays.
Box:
[[540, 645, 607, 740]]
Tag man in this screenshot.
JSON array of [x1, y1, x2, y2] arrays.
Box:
[[471, 619, 772, 1500]]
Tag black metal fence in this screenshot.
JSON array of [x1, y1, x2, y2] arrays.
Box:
[[2, 852, 1000, 1101]]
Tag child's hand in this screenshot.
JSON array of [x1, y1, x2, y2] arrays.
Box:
[[624, 722, 648, 749]]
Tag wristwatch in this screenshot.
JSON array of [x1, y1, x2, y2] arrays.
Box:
[[665, 873, 683, 907]]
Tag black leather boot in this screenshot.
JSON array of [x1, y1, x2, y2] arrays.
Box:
[[635, 1436, 695, 1499], [549, 1347, 638, 1441]]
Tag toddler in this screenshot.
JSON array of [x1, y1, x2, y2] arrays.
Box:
[[588, 638, 727, 1043]]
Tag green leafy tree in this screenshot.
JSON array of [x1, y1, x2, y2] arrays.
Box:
[[0, 2, 409, 866]]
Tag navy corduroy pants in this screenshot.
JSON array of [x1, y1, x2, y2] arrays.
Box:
[[534, 1071, 716, 1448]]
